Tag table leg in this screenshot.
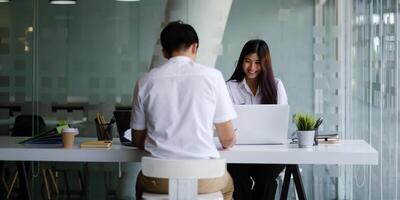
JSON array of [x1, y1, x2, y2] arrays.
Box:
[[280, 166, 291, 200], [0, 161, 4, 198], [63, 171, 71, 199], [279, 165, 307, 200], [16, 161, 31, 200], [0, 161, 3, 178], [83, 162, 89, 200], [291, 165, 307, 200]]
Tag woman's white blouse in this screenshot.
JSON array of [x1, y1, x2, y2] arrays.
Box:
[[226, 78, 288, 105]]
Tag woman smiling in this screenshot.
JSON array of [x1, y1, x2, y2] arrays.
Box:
[[226, 39, 288, 200]]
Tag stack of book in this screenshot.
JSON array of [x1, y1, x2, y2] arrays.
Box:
[[316, 132, 340, 144]]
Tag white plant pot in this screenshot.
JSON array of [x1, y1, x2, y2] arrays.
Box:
[[297, 130, 315, 148]]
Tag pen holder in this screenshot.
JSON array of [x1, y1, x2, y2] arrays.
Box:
[[314, 128, 319, 146], [94, 119, 113, 141]]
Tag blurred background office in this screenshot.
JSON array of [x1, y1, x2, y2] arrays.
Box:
[[0, 0, 398, 199]]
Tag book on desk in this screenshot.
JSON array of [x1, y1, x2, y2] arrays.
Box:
[[80, 140, 112, 148], [291, 132, 340, 144], [316, 134, 340, 144]]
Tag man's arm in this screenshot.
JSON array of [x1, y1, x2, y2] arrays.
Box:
[[132, 129, 146, 149], [215, 120, 236, 149], [130, 79, 147, 149]]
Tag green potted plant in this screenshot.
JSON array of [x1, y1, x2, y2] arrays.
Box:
[[294, 113, 317, 148]]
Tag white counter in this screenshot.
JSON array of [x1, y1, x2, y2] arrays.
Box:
[[0, 137, 378, 165]]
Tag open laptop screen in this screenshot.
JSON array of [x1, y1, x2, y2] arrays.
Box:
[[113, 110, 131, 143]]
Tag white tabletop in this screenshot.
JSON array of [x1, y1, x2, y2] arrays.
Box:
[[0, 137, 378, 165], [221, 140, 378, 165]]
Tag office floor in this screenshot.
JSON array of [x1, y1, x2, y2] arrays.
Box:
[[1, 162, 128, 200]]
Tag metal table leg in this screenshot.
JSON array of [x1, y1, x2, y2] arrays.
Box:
[[280, 165, 307, 200], [17, 161, 31, 200]]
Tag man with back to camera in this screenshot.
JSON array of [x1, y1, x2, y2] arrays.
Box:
[[130, 21, 237, 200]]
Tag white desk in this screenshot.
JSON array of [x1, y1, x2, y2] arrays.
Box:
[[221, 140, 378, 165], [0, 137, 148, 162], [0, 137, 378, 165], [0, 137, 378, 200]]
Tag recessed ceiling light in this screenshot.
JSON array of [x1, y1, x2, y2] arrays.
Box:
[[0, 0, 11, 2], [50, 0, 76, 5]]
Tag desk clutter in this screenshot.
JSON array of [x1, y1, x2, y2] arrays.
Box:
[[78, 113, 115, 149], [16, 113, 115, 149], [290, 132, 340, 144], [292, 114, 341, 147], [19, 124, 70, 147], [94, 113, 114, 141]]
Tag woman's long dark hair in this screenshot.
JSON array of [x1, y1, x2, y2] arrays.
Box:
[[228, 39, 277, 104]]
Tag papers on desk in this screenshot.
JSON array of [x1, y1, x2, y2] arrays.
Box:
[[19, 124, 69, 148]]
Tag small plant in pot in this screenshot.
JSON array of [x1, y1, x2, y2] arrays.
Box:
[[294, 113, 317, 148]]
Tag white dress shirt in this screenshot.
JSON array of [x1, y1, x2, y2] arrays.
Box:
[[226, 78, 288, 105], [130, 56, 237, 159]]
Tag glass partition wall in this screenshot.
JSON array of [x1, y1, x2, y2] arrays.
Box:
[[1, 0, 166, 199], [0, 1, 34, 135], [317, 1, 400, 199], [35, 0, 166, 136], [2, 0, 400, 199], [344, 0, 400, 199]]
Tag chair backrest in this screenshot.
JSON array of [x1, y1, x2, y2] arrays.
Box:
[[12, 115, 47, 137], [142, 157, 226, 179]]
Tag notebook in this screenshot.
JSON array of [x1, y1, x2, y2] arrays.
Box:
[[80, 140, 112, 148]]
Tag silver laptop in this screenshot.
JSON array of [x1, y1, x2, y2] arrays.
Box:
[[233, 105, 289, 145]]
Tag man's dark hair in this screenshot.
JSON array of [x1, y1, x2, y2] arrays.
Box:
[[160, 21, 199, 58]]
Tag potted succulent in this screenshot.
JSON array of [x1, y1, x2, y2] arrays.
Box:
[[294, 113, 318, 148]]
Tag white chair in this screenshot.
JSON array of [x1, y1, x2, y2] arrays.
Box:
[[141, 157, 226, 200]]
